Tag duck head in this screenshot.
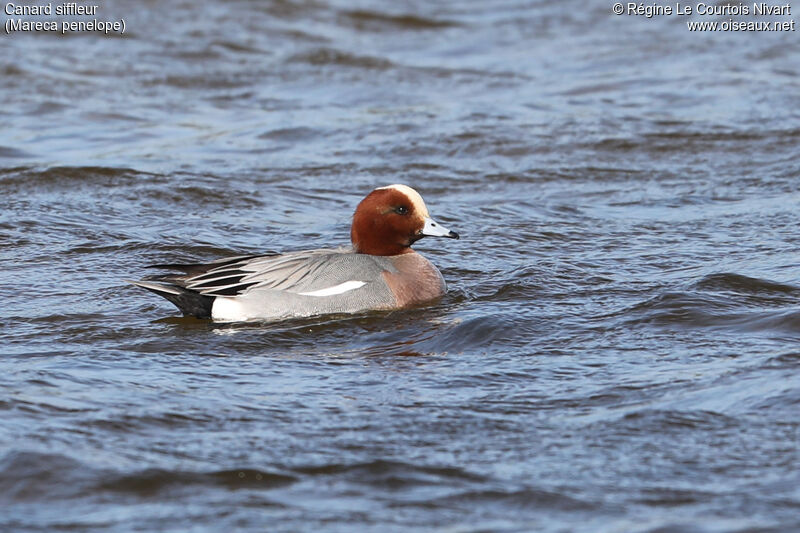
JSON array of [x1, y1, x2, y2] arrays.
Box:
[[350, 184, 459, 256]]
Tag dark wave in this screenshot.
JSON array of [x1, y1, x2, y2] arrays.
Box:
[[689, 272, 800, 299], [99, 468, 296, 496], [0, 146, 35, 158], [0, 453, 488, 504], [0, 64, 25, 76], [430, 487, 596, 512], [614, 409, 737, 432], [616, 273, 800, 334], [0, 451, 295, 503], [257, 126, 322, 142], [0, 452, 94, 502], [340, 9, 460, 30], [286, 47, 395, 69], [0, 166, 156, 190], [139, 182, 265, 209], [293, 459, 484, 487], [633, 487, 713, 507], [584, 127, 800, 157]]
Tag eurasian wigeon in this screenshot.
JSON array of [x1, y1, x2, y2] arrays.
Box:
[[130, 184, 459, 322]]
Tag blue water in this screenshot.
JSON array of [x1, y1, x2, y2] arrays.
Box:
[[1, 1, 799, 531]]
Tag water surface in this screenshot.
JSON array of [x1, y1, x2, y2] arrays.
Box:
[[1, 1, 799, 531]]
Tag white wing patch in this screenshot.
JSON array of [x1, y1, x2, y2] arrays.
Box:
[[299, 280, 366, 297]]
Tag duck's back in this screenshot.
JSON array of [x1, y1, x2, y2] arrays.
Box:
[[212, 248, 399, 321]]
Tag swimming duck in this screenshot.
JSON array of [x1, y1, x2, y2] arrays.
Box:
[[130, 184, 459, 322]]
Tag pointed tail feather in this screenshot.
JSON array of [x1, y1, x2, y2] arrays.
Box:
[[146, 254, 265, 275], [128, 279, 214, 319]]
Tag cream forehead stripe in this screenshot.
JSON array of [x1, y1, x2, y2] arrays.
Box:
[[376, 184, 429, 217]]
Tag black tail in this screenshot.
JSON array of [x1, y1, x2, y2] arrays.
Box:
[[129, 280, 214, 319]]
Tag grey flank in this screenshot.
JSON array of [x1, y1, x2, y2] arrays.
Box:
[[131, 247, 398, 320]]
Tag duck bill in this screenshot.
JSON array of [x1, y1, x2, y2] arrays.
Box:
[[420, 216, 459, 240]]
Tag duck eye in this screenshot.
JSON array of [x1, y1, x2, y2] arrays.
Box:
[[395, 206, 409, 215]]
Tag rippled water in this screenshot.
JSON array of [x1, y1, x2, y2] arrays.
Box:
[[2, 1, 799, 531]]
